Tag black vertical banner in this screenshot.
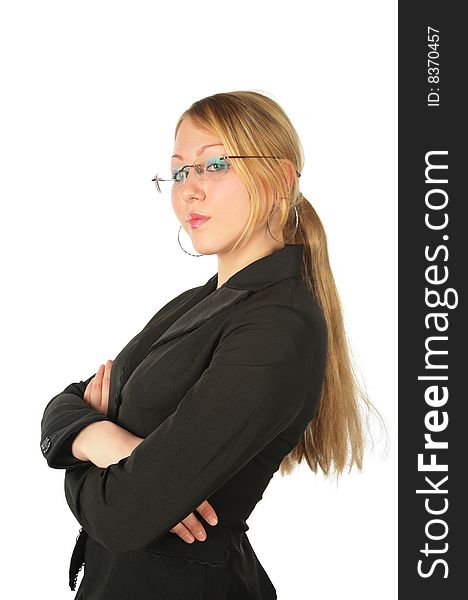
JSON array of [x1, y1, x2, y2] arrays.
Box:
[[399, 2, 466, 597]]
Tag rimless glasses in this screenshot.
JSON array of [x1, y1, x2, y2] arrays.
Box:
[[152, 154, 301, 194]]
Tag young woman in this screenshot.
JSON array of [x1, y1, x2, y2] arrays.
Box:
[[40, 90, 378, 599]]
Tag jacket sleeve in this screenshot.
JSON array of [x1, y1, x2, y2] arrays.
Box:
[[63, 304, 321, 555], [40, 374, 113, 469]]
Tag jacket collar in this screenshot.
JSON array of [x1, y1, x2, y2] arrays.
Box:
[[215, 242, 304, 292], [143, 243, 305, 354]]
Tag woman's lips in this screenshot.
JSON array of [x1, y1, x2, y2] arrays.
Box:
[[188, 217, 210, 230]]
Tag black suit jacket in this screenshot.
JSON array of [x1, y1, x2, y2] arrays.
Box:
[[40, 243, 328, 600]]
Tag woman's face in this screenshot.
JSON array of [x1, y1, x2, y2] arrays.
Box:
[[171, 118, 267, 257]]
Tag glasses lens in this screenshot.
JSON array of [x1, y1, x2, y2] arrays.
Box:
[[153, 170, 175, 195], [156, 156, 231, 194], [205, 156, 231, 176]]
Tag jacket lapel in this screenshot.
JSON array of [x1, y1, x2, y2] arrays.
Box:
[[143, 286, 251, 356], [108, 274, 253, 422], [107, 276, 221, 421], [140, 243, 305, 358]]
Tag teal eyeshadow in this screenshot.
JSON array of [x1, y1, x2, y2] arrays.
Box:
[[206, 156, 222, 166]]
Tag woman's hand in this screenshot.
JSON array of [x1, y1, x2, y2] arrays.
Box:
[[170, 500, 219, 543], [74, 358, 144, 465], [83, 359, 113, 416]]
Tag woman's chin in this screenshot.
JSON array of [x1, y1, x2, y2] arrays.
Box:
[[187, 236, 217, 256], [184, 226, 237, 256]]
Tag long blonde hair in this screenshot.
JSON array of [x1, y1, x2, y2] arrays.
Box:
[[174, 90, 386, 479]]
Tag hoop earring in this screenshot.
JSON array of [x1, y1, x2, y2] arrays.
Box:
[[267, 204, 299, 244], [177, 225, 203, 257]]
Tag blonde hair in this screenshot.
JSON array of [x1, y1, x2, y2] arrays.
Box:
[[174, 90, 386, 479]]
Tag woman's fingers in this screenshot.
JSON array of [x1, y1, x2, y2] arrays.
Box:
[[170, 513, 206, 543], [181, 512, 208, 541], [169, 522, 197, 543], [82, 361, 113, 415], [101, 360, 112, 415], [169, 501, 219, 544], [83, 369, 100, 407], [90, 364, 104, 411], [83, 379, 93, 404], [196, 500, 218, 526]]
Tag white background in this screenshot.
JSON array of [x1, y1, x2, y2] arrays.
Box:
[[1, 1, 397, 598]]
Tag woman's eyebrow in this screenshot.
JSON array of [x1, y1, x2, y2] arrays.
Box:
[[171, 143, 225, 160]]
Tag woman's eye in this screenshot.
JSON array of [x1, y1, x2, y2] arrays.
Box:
[[172, 168, 185, 182], [206, 157, 230, 172]]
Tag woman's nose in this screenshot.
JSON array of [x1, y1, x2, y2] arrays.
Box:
[[179, 177, 206, 202]]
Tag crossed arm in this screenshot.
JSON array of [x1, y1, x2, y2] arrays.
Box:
[[41, 305, 319, 555], [41, 360, 219, 545]]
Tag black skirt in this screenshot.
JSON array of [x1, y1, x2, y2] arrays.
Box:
[[74, 524, 277, 599]]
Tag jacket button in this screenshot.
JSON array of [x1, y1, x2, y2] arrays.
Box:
[[41, 436, 51, 454]]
